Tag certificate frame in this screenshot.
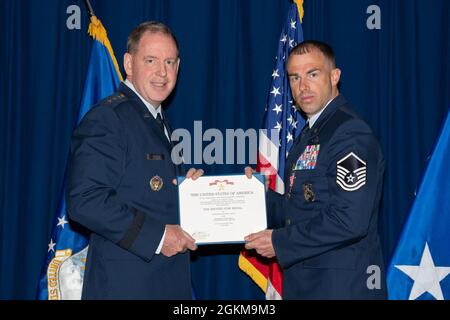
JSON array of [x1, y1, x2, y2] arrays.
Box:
[[177, 173, 267, 245]]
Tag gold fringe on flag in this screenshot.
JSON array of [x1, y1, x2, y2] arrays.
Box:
[[238, 254, 268, 293], [88, 16, 123, 81], [294, 0, 304, 23]]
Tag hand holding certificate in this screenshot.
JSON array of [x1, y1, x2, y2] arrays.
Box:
[[177, 174, 267, 244]]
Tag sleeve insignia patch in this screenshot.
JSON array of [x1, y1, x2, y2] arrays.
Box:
[[336, 152, 366, 191]]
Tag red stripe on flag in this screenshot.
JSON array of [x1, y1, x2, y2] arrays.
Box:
[[257, 152, 278, 191]]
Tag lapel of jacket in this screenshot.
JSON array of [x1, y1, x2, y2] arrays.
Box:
[[284, 95, 348, 181], [118, 83, 173, 151], [307, 94, 348, 144]]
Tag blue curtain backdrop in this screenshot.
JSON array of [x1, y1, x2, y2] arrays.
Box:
[[0, 0, 449, 299]]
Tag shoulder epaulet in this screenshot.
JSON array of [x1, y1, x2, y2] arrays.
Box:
[[101, 92, 127, 107]]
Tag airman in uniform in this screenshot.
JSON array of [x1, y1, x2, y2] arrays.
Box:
[[246, 40, 387, 299]]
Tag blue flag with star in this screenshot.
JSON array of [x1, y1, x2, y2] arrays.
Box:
[[387, 107, 450, 300], [36, 16, 122, 300]]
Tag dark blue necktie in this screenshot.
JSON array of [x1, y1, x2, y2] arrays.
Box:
[[293, 121, 310, 147], [155, 112, 165, 134], [301, 121, 310, 138]]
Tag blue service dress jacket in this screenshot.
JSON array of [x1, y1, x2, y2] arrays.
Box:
[[271, 94, 387, 299], [66, 83, 190, 299]]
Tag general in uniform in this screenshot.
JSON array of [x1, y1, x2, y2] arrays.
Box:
[[66, 22, 198, 300], [66, 83, 190, 299]]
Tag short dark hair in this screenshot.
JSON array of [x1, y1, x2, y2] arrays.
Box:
[[289, 40, 336, 68], [127, 21, 179, 56]]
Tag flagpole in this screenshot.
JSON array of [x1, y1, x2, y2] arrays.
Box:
[[84, 0, 95, 17]]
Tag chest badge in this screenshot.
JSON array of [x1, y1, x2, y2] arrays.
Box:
[[149, 175, 164, 191], [302, 183, 315, 202], [294, 144, 320, 170]]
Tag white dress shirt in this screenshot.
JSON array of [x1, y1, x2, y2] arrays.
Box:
[[308, 96, 336, 128]]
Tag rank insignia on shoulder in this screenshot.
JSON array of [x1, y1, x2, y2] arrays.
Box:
[[149, 175, 163, 191], [336, 152, 366, 191], [106, 93, 126, 105]]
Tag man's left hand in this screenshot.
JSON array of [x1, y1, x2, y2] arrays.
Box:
[[244, 230, 275, 258], [185, 168, 204, 180], [173, 168, 204, 185]]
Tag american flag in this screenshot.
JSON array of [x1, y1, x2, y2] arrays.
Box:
[[239, 0, 304, 300]]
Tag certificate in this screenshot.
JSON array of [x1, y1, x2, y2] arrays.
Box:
[[177, 174, 267, 245]]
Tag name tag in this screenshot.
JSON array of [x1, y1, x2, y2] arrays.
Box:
[[294, 144, 320, 170], [147, 153, 165, 160]]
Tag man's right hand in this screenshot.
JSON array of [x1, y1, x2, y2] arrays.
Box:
[[161, 225, 197, 257], [244, 166, 270, 192]]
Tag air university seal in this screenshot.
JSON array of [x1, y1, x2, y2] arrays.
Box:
[[150, 175, 163, 191], [46, 247, 88, 300]]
